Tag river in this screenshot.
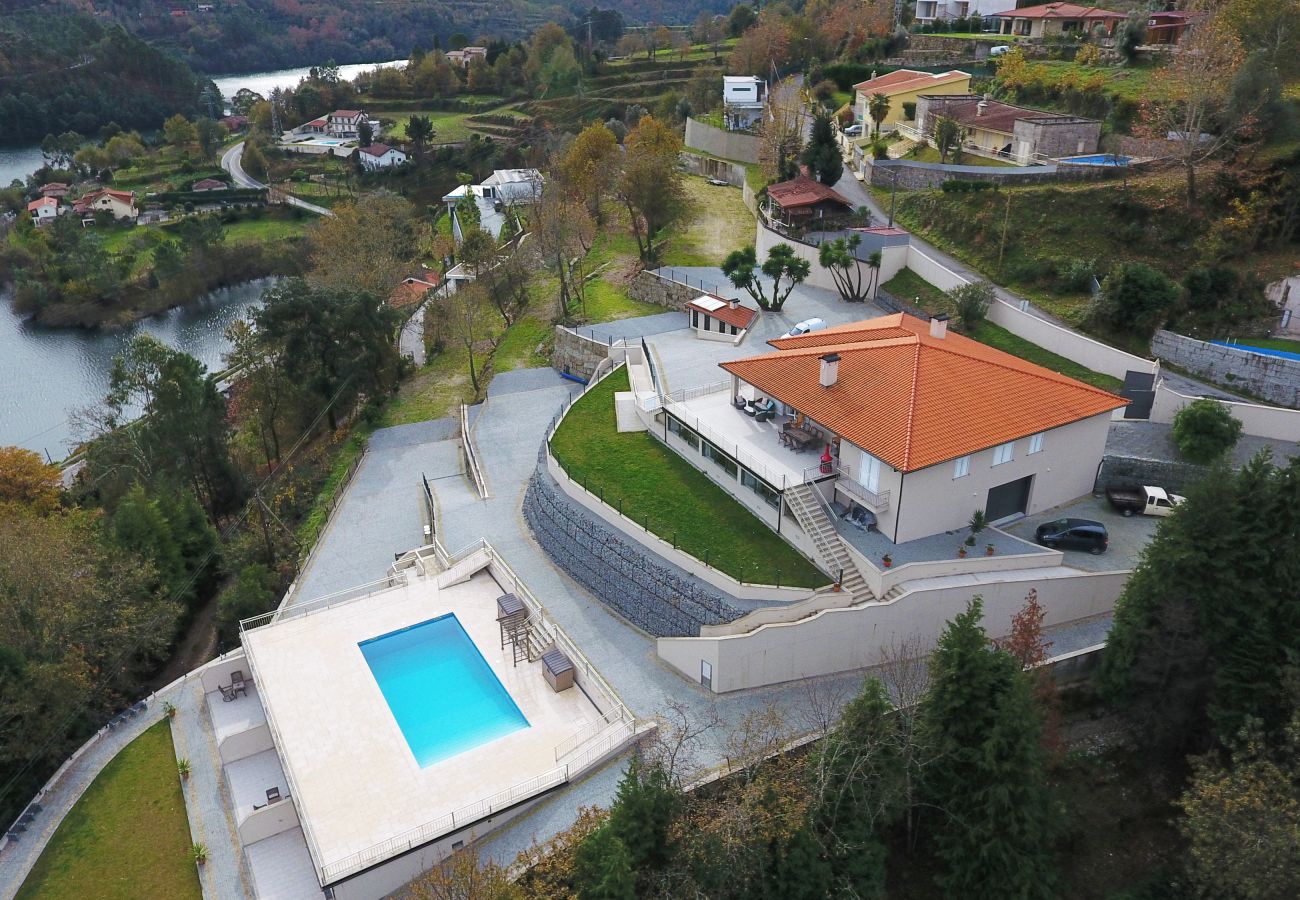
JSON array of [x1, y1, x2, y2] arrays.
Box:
[[0, 279, 274, 459], [212, 59, 406, 106]]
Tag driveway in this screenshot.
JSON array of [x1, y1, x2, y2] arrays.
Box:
[[1003, 493, 1160, 573], [220, 141, 333, 217]]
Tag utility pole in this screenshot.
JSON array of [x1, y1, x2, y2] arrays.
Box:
[[998, 190, 1012, 275], [888, 168, 899, 227]]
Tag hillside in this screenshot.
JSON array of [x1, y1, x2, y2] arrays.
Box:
[[0, 12, 210, 146]]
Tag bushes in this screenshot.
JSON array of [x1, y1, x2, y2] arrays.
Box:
[[1172, 400, 1242, 464], [941, 179, 996, 193], [902, 101, 916, 120], [1088, 261, 1181, 337], [948, 280, 995, 331]]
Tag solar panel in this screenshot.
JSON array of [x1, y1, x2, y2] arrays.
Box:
[[692, 295, 726, 312]]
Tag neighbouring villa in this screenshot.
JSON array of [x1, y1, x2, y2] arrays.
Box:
[[203, 543, 638, 900], [358, 142, 409, 171], [388, 272, 440, 309], [721, 75, 767, 131], [445, 46, 488, 68], [852, 69, 972, 128], [27, 196, 61, 224], [191, 178, 229, 191], [914, 0, 1010, 24], [763, 176, 855, 229], [442, 168, 543, 242], [989, 2, 1125, 39], [685, 294, 758, 344], [71, 188, 138, 222], [916, 93, 1102, 163]]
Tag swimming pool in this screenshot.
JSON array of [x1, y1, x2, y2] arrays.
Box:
[[360, 614, 529, 767], [1058, 154, 1132, 166], [1211, 340, 1300, 362]]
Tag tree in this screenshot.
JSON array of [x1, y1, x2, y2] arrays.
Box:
[[933, 115, 963, 164], [1100, 455, 1300, 751], [999, 589, 1064, 763], [1222, 0, 1300, 76], [947, 280, 994, 331], [195, 117, 226, 162], [802, 111, 843, 185], [693, 11, 725, 58], [357, 120, 374, 147], [1114, 12, 1147, 66], [728, 13, 790, 73], [405, 115, 435, 166], [920, 599, 1059, 899], [231, 88, 264, 116], [408, 843, 522, 900], [111, 484, 185, 600], [534, 186, 596, 317], [572, 825, 636, 900], [818, 234, 879, 303], [0, 446, 61, 515], [606, 754, 679, 875], [217, 564, 277, 638], [1089, 261, 1181, 337], [867, 92, 890, 137], [163, 114, 198, 147], [241, 140, 269, 180], [307, 192, 426, 301], [728, 4, 757, 38], [448, 281, 492, 393], [723, 244, 811, 311], [615, 116, 687, 264], [1173, 399, 1243, 464], [759, 78, 804, 182], [558, 122, 620, 222]]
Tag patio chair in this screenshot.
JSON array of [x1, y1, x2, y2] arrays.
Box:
[[743, 399, 759, 417], [732, 396, 748, 410], [266, 787, 281, 804], [755, 399, 777, 423], [231, 670, 248, 697], [218, 684, 237, 703]]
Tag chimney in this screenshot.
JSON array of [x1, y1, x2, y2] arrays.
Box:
[[819, 353, 841, 387], [976, 99, 988, 117], [930, 314, 949, 339], [729, 297, 739, 310]]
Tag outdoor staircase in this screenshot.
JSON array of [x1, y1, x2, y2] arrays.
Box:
[[783, 484, 874, 603]]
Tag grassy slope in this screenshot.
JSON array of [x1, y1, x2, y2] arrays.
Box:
[[1228, 336, 1300, 354], [381, 108, 527, 144], [16, 721, 200, 900], [550, 368, 824, 588], [903, 145, 1012, 167]]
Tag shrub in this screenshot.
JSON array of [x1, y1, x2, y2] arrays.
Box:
[[948, 280, 995, 331], [902, 101, 917, 120], [1075, 43, 1102, 66], [1054, 256, 1095, 293], [941, 179, 995, 193], [1089, 261, 1180, 337], [812, 79, 838, 102], [1172, 400, 1242, 464]]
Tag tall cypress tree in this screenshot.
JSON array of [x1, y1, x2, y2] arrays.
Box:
[[572, 824, 636, 900], [920, 598, 1058, 900], [606, 754, 679, 876], [801, 110, 844, 186]]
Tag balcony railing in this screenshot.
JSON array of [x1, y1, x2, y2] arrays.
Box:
[[833, 469, 891, 513]]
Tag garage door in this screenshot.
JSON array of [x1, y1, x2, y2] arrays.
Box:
[[986, 475, 1033, 523]]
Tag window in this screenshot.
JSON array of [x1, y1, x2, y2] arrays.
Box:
[[667, 416, 699, 450], [701, 441, 739, 478], [954, 455, 971, 479], [860, 453, 882, 492], [741, 468, 780, 507], [1028, 433, 1044, 455], [992, 441, 1015, 466], [701, 660, 712, 689]]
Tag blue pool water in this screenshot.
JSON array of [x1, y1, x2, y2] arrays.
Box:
[[360, 614, 529, 767], [1058, 154, 1132, 166], [1211, 340, 1300, 362]]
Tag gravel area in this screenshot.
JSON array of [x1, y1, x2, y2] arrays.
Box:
[[1105, 419, 1298, 467], [1002, 493, 1161, 573]]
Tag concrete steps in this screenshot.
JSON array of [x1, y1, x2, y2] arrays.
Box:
[[784, 484, 875, 604]]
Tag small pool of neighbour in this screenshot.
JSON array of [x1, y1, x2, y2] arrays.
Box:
[[360, 614, 529, 767], [1057, 154, 1132, 166], [1211, 340, 1300, 362]]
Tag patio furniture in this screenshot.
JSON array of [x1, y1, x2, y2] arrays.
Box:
[[788, 430, 816, 452], [541, 649, 575, 692], [847, 504, 877, 532], [218, 684, 237, 702], [266, 787, 281, 804], [754, 399, 776, 423], [732, 396, 748, 410], [231, 670, 248, 697], [743, 399, 760, 417]]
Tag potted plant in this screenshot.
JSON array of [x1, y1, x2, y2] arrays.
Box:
[[969, 509, 987, 539], [964, 534, 976, 547], [164, 701, 177, 719], [882, 554, 892, 568], [958, 545, 968, 559], [986, 543, 996, 556], [192, 843, 208, 866], [177, 758, 190, 781]]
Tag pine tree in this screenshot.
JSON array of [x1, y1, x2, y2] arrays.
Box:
[[920, 598, 1058, 900], [111, 484, 185, 600], [606, 754, 678, 874], [572, 825, 636, 900], [801, 110, 843, 186]]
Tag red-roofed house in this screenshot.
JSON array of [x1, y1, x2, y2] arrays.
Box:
[[38, 182, 69, 198], [72, 188, 138, 222], [764, 176, 854, 228], [686, 294, 758, 344], [220, 115, 249, 131], [990, 3, 1125, 39], [1145, 9, 1205, 45], [852, 69, 971, 127], [388, 274, 439, 309], [916, 94, 1101, 163], [655, 313, 1124, 544], [358, 143, 409, 171], [326, 110, 367, 139], [191, 178, 229, 191], [27, 196, 62, 225]]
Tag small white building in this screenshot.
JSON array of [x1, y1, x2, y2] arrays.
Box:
[[27, 196, 62, 225], [441, 169, 543, 242], [722, 76, 767, 131], [358, 143, 408, 171], [685, 294, 757, 345]]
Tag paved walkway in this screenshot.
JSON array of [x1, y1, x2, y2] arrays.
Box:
[[399, 301, 429, 365]]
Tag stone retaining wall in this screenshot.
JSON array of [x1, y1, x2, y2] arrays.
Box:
[[865, 158, 1118, 190], [1093, 454, 1211, 494], [680, 152, 747, 187], [626, 270, 701, 309], [524, 469, 745, 637], [551, 327, 611, 381], [1151, 330, 1300, 409]]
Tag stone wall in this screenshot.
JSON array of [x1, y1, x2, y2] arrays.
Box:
[[865, 157, 1118, 190], [551, 327, 611, 381], [684, 117, 760, 164], [680, 152, 747, 187], [1093, 454, 1211, 494], [524, 469, 746, 637], [1014, 116, 1102, 160], [1152, 330, 1300, 409], [625, 269, 703, 309]]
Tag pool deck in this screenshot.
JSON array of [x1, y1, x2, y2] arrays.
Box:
[[243, 570, 603, 877]]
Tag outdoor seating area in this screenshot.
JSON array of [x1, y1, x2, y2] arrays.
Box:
[[218, 670, 249, 702], [732, 393, 829, 453], [225, 747, 291, 822]]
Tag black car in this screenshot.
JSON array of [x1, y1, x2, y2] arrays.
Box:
[[1034, 517, 1108, 554]]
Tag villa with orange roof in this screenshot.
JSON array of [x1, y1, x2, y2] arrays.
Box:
[[656, 312, 1126, 544], [989, 3, 1125, 39], [71, 188, 137, 222], [852, 69, 971, 128]]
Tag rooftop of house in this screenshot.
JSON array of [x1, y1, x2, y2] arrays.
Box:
[[191, 178, 227, 189], [989, 2, 1125, 19], [73, 188, 134, 208], [852, 68, 970, 96], [39, 182, 67, 191], [718, 313, 1126, 472], [686, 294, 758, 330], [331, 109, 363, 118], [27, 197, 58, 211], [359, 142, 399, 158], [389, 275, 438, 308], [483, 168, 543, 187], [766, 176, 853, 212], [921, 94, 1095, 134], [724, 75, 763, 84]]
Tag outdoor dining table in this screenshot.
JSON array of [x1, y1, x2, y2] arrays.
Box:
[[787, 429, 817, 451]]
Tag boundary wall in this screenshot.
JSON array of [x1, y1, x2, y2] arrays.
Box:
[[684, 117, 759, 164], [1151, 330, 1300, 409], [754, 219, 908, 294], [1149, 382, 1300, 444]]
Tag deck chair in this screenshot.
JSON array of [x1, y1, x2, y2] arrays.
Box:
[[231, 670, 248, 697], [266, 787, 281, 804]]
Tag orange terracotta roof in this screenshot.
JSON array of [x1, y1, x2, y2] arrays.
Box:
[[686, 295, 757, 330], [989, 2, 1124, 20], [723, 313, 1126, 472], [853, 69, 970, 95], [765, 176, 853, 212], [388, 277, 438, 308], [27, 197, 57, 211]]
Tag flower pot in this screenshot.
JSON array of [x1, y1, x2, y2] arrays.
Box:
[[958, 547, 967, 559], [882, 557, 892, 568], [986, 545, 995, 556]]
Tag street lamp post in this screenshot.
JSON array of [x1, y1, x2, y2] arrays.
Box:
[[887, 168, 900, 228]]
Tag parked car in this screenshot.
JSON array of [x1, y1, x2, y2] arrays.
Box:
[[1034, 518, 1109, 554], [989, 45, 1012, 56], [843, 124, 864, 137], [781, 318, 827, 339], [1104, 485, 1186, 518]]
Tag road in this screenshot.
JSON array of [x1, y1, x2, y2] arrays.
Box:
[[220, 141, 334, 217], [830, 169, 1233, 400]]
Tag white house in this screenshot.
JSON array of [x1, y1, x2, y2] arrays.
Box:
[[913, 0, 1012, 24], [326, 109, 367, 139], [442, 169, 543, 242], [71, 188, 137, 222], [358, 143, 408, 171], [685, 294, 757, 345], [722, 75, 767, 131], [27, 196, 62, 225]]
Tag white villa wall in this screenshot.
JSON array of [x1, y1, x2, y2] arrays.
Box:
[[892, 412, 1111, 543], [220, 723, 274, 764], [238, 797, 301, 845], [659, 568, 1128, 692], [1150, 381, 1300, 443]]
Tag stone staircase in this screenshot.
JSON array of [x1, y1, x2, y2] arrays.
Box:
[[783, 484, 874, 603]]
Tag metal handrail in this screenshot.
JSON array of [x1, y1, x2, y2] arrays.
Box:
[[240, 574, 400, 634], [459, 403, 488, 499]]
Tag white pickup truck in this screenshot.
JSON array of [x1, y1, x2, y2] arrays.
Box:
[[1104, 485, 1186, 517]]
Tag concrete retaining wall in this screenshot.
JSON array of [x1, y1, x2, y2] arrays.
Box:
[[1093, 454, 1211, 494], [1150, 382, 1300, 444], [680, 152, 747, 187], [625, 270, 701, 309], [1152, 330, 1300, 409], [524, 469, 751, 637], [684, 117, 759, 164], [658, 569, 1129, 692], [864, 157, 1116, 191]]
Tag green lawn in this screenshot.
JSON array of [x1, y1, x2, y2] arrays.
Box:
[[904, 145, 1014, 167], [550, 368, 825, 588], [16, 721, 200, 900], [1227, 337, 1300, 355], [929, 32, 1021, 42], [382, 108, 526, 143], [218, 216, 314, 244], [1031, 60, 1168, 103], [882, 269, 953, 315]]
